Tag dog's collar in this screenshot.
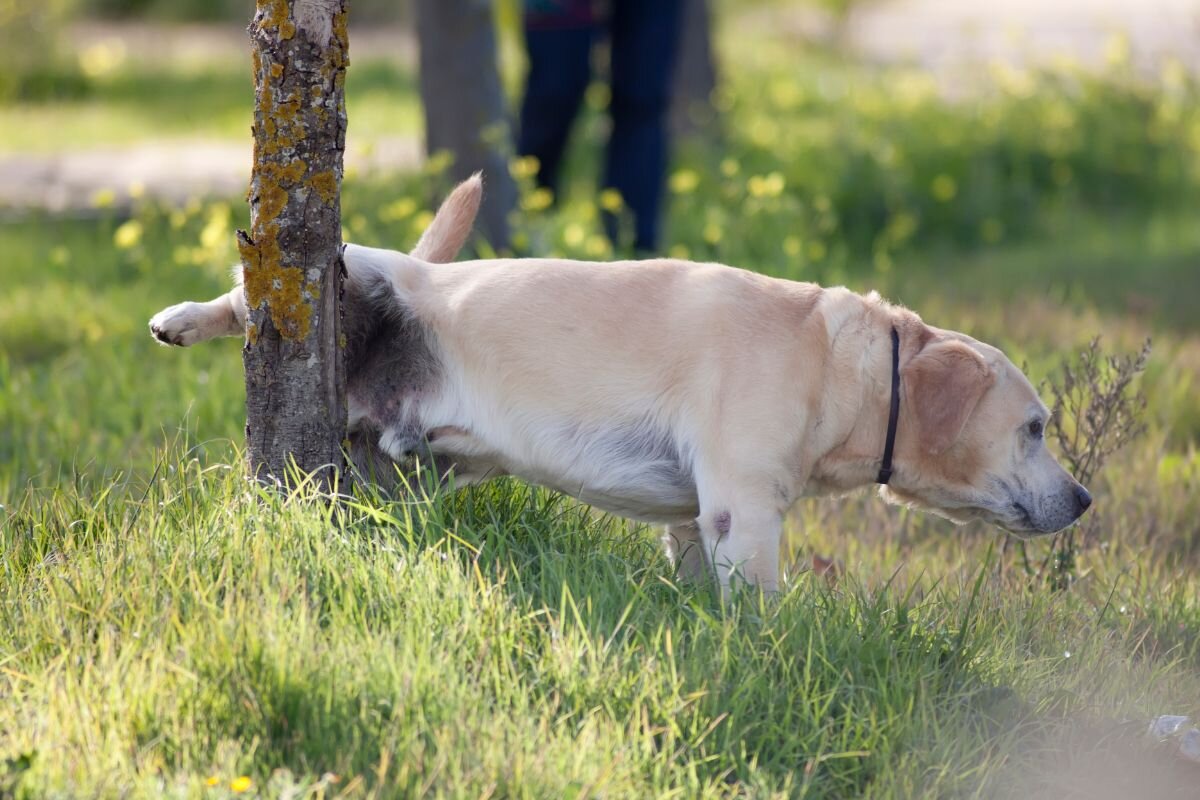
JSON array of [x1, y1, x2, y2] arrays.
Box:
[[877, 327, 900, 485]]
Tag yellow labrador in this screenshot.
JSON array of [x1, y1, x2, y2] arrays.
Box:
[[150, 176, 1091, 590]]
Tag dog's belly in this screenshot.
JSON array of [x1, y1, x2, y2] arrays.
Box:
[[430, 417, 700, 524]]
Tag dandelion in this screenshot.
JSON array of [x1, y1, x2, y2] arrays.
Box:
[[205, 776, 220, 787], [747, 172, 785, 198], [411, 210, 435, 233], [522, 187, 554, 212], [930, 174, 957, 203], [127, 181, 146, 200], [425, 149, 455, 175], [598, 188, 624, 212], [562, 223, 585, 247], [78, 40, 127, 79], [230, 775, 253, 793], [668, 244, 690, 260], [113, 219, 143, 250], [584, 234, 611, 258], [703, 222, 723, 245], [379, 197, 417, 222], [200, 204, 231, 251], [91, 188, 116, 209], [669, 169, 700, 194], [509, 155, 540, 180]]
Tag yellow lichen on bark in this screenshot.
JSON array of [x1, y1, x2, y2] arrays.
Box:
[[258, 0, 295, 40], [331, 10, 349, 69], [243, 155, 316, 340], [240, 226, 312, 341], [309, 170, 337, 206]]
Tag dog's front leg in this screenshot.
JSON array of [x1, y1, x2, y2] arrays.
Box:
[[150, 284, 247, 347], [696, 488, 784, 593]]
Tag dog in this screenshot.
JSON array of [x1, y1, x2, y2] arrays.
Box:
[[149, 175, 1092, 590]]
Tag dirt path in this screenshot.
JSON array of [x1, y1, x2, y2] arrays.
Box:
[[3, 1, 1198, 213], [848, 0, 1200, 79], [0, 137, 420, 214]]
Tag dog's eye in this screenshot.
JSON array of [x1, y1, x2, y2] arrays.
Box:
[[1027, 420, 1044, 438]]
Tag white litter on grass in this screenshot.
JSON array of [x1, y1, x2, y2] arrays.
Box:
[[1148, 715, 1200, 764]]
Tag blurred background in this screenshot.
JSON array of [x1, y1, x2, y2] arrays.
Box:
[[2, 0, 1199, 561]]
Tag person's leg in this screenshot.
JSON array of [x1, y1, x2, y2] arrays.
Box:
[[604, 0, 685, 252], [517, 1, 596, 196]]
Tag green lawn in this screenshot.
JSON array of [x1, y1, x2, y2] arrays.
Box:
[[2, 23, 1200, 799]]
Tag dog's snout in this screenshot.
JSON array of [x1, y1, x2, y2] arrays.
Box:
[[1074, 484, 1092, 514]]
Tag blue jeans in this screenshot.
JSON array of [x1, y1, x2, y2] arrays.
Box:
[[518, 0, 684, 252]]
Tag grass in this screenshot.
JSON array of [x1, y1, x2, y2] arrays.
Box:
[[3, 18, 1200, 799]]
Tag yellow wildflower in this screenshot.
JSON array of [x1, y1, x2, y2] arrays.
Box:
[[522, 187, 554, 212], [598, 188, 624, 212], [113, 219, 143, 250], [562, 223, 585, 247], [230, 776, 253, 793], [91, 188, 116, 209], [379, 197, 417, 222], [509, 155, 540, 180], [747, 172, 785, 198], [411, 210, 435, 233], [669, 169, 700, 194], [584, 234, 611, 258]]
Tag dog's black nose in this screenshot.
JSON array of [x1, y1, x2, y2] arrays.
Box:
[[1074, 485, 1092, 513]]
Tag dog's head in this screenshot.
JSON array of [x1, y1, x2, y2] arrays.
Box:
[[882, 331, 1091, 537]]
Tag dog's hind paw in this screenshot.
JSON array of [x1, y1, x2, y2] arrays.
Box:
[[149, 302, 216, 347]]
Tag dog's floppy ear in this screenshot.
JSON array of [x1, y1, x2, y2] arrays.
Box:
[[904, 339, 994, 454]]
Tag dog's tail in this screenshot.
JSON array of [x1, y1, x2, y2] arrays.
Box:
[[410, 173, 483, 263]]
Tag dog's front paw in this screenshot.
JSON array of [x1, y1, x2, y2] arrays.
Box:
[[149, 302, 213, 347]]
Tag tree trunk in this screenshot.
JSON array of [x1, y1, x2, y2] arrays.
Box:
[[239, 0, 349, 490], [415, 0, 516, 251], [671, 0, 719, 138]]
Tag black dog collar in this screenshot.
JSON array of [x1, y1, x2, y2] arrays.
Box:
[[877, 327, 900, 485]]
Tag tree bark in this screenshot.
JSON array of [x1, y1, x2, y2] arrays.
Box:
[[671, 0, 719, 138], [415, 0, 516, 252], [239, 0, 349, 490]]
